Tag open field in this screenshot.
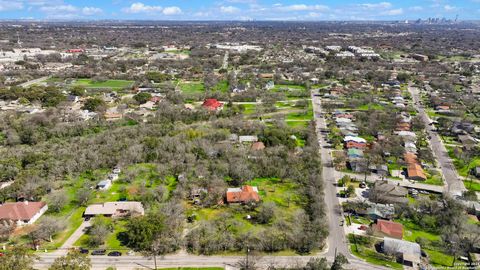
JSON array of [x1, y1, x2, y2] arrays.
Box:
[[73, 79, 134, 89]]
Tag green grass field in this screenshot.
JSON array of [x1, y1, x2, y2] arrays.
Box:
[[73, 79, 134, 89], [464, 179, 480, 192], [425, 249, 454, 267], [179, 81, 205, 94]]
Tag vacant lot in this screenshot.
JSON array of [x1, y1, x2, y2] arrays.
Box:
[[73, 79, 134, 89]]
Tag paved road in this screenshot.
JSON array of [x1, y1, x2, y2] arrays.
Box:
[[222, 51, 229, 69], [311, 93, 350, 259], [408, 85, 466, 196], [35, 252, 390, 270], [18, 76, 50, 88]]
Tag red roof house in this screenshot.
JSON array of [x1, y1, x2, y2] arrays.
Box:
[[150, 96, 162, 103], [226, 186, 260, 204], [202, 99, 223, 111], [372, 219, 403, 239], [0, 201, 48, 226], [346, 141, 367, 149]]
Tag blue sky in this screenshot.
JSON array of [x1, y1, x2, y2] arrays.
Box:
[[0, 0, 478, 20]]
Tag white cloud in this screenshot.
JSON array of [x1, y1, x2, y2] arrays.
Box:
[[220, 6, 240, 13], [360, 2, 392, 9], [122, 2, 163, 13], [162, 6, 182, 15], [82, 7, 103, 16], [40, 4, 77, 13], [444, 5, 457, 11], [276, 4, 329, 12], [381, 8, 403, 15], [0, 0, 24, 11], [410, 6, 423, 11]]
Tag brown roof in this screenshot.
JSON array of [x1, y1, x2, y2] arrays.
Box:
[[251, 142, 266, 151], [346, 141, 367, 149], [396, 122, 411, 131], [0, 202, 46, 221], [407, 163, 426, 181], [226, 186, 260, 203], [372, 219, 403, 239], [404, 152, 418, 165]]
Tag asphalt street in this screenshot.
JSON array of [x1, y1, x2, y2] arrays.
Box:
[[408, 85, 466, 196]]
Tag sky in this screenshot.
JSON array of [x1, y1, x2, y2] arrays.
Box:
[[0, 0, 479, 21]]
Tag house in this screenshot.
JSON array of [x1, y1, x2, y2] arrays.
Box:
[[265, 81, 275, 90], [232, 85, 247, 93], [347, 148, 364, 158], [383, 237, 421, 267], [367, 203, 395, 220], [239, 135, 258, 144], [370, 181, 408, 204], [104, 112, 122, 121], [251, 141, 266, 151], [202, 99, 223, 111], [226, 185, 260, 204], [407, 163, 427, 181], [372, 219, 403, 239], [84, 202, 145, 218], [344, 136, 367, 144], [458, 134, 477, 150], [0, 201, 48, 226], [67, 95, 80, 103], [346, 141, 366, 149], [96, 180, 112, 190], [472, 167, 480, 179], [404, 142, 417, 153], [404, 153, 426, 181]]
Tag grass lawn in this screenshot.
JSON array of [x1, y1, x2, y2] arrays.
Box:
[[212, 80, 229, 92], [273, 84, 306, 91], [73, 79, 134, 89], [398, 220, 440, 242], [348, 236, 403, 270], [179, 81, 205, 94], [425, 249, 454, 267], [464, 179, 480, 192], [351, 216, 371, 225], [286, 121, 310, 128], [356, 103, 385, 111], [242, 104, 257, 115], [424, 175, 444, 186]]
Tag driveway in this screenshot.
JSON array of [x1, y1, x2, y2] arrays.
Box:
[[55, 219, 91, 254]]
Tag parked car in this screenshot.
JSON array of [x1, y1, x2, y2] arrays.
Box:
[[359, 182, 366, 188], [79, 248, 89, 254], [91, 249, 106, 255], [108, 251, 122, 256]]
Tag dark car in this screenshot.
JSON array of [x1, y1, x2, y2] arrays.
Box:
[[108, 251, 122, 256], [91, 249, 106, 255], [79, 248, 89, 254]]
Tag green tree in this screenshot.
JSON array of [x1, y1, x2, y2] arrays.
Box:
[[306, 257, 329, 270], [331, 253, 349, 270], [70, 86, 86, 97], [49, 251, 91, 270], [82, 98, 105, 112], [124, 213, 166, 251], [133, 92, 152, 104], [0, 246, 37, 270]]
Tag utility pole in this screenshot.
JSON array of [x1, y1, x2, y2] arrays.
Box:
[[246, 246, 250, 270]]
